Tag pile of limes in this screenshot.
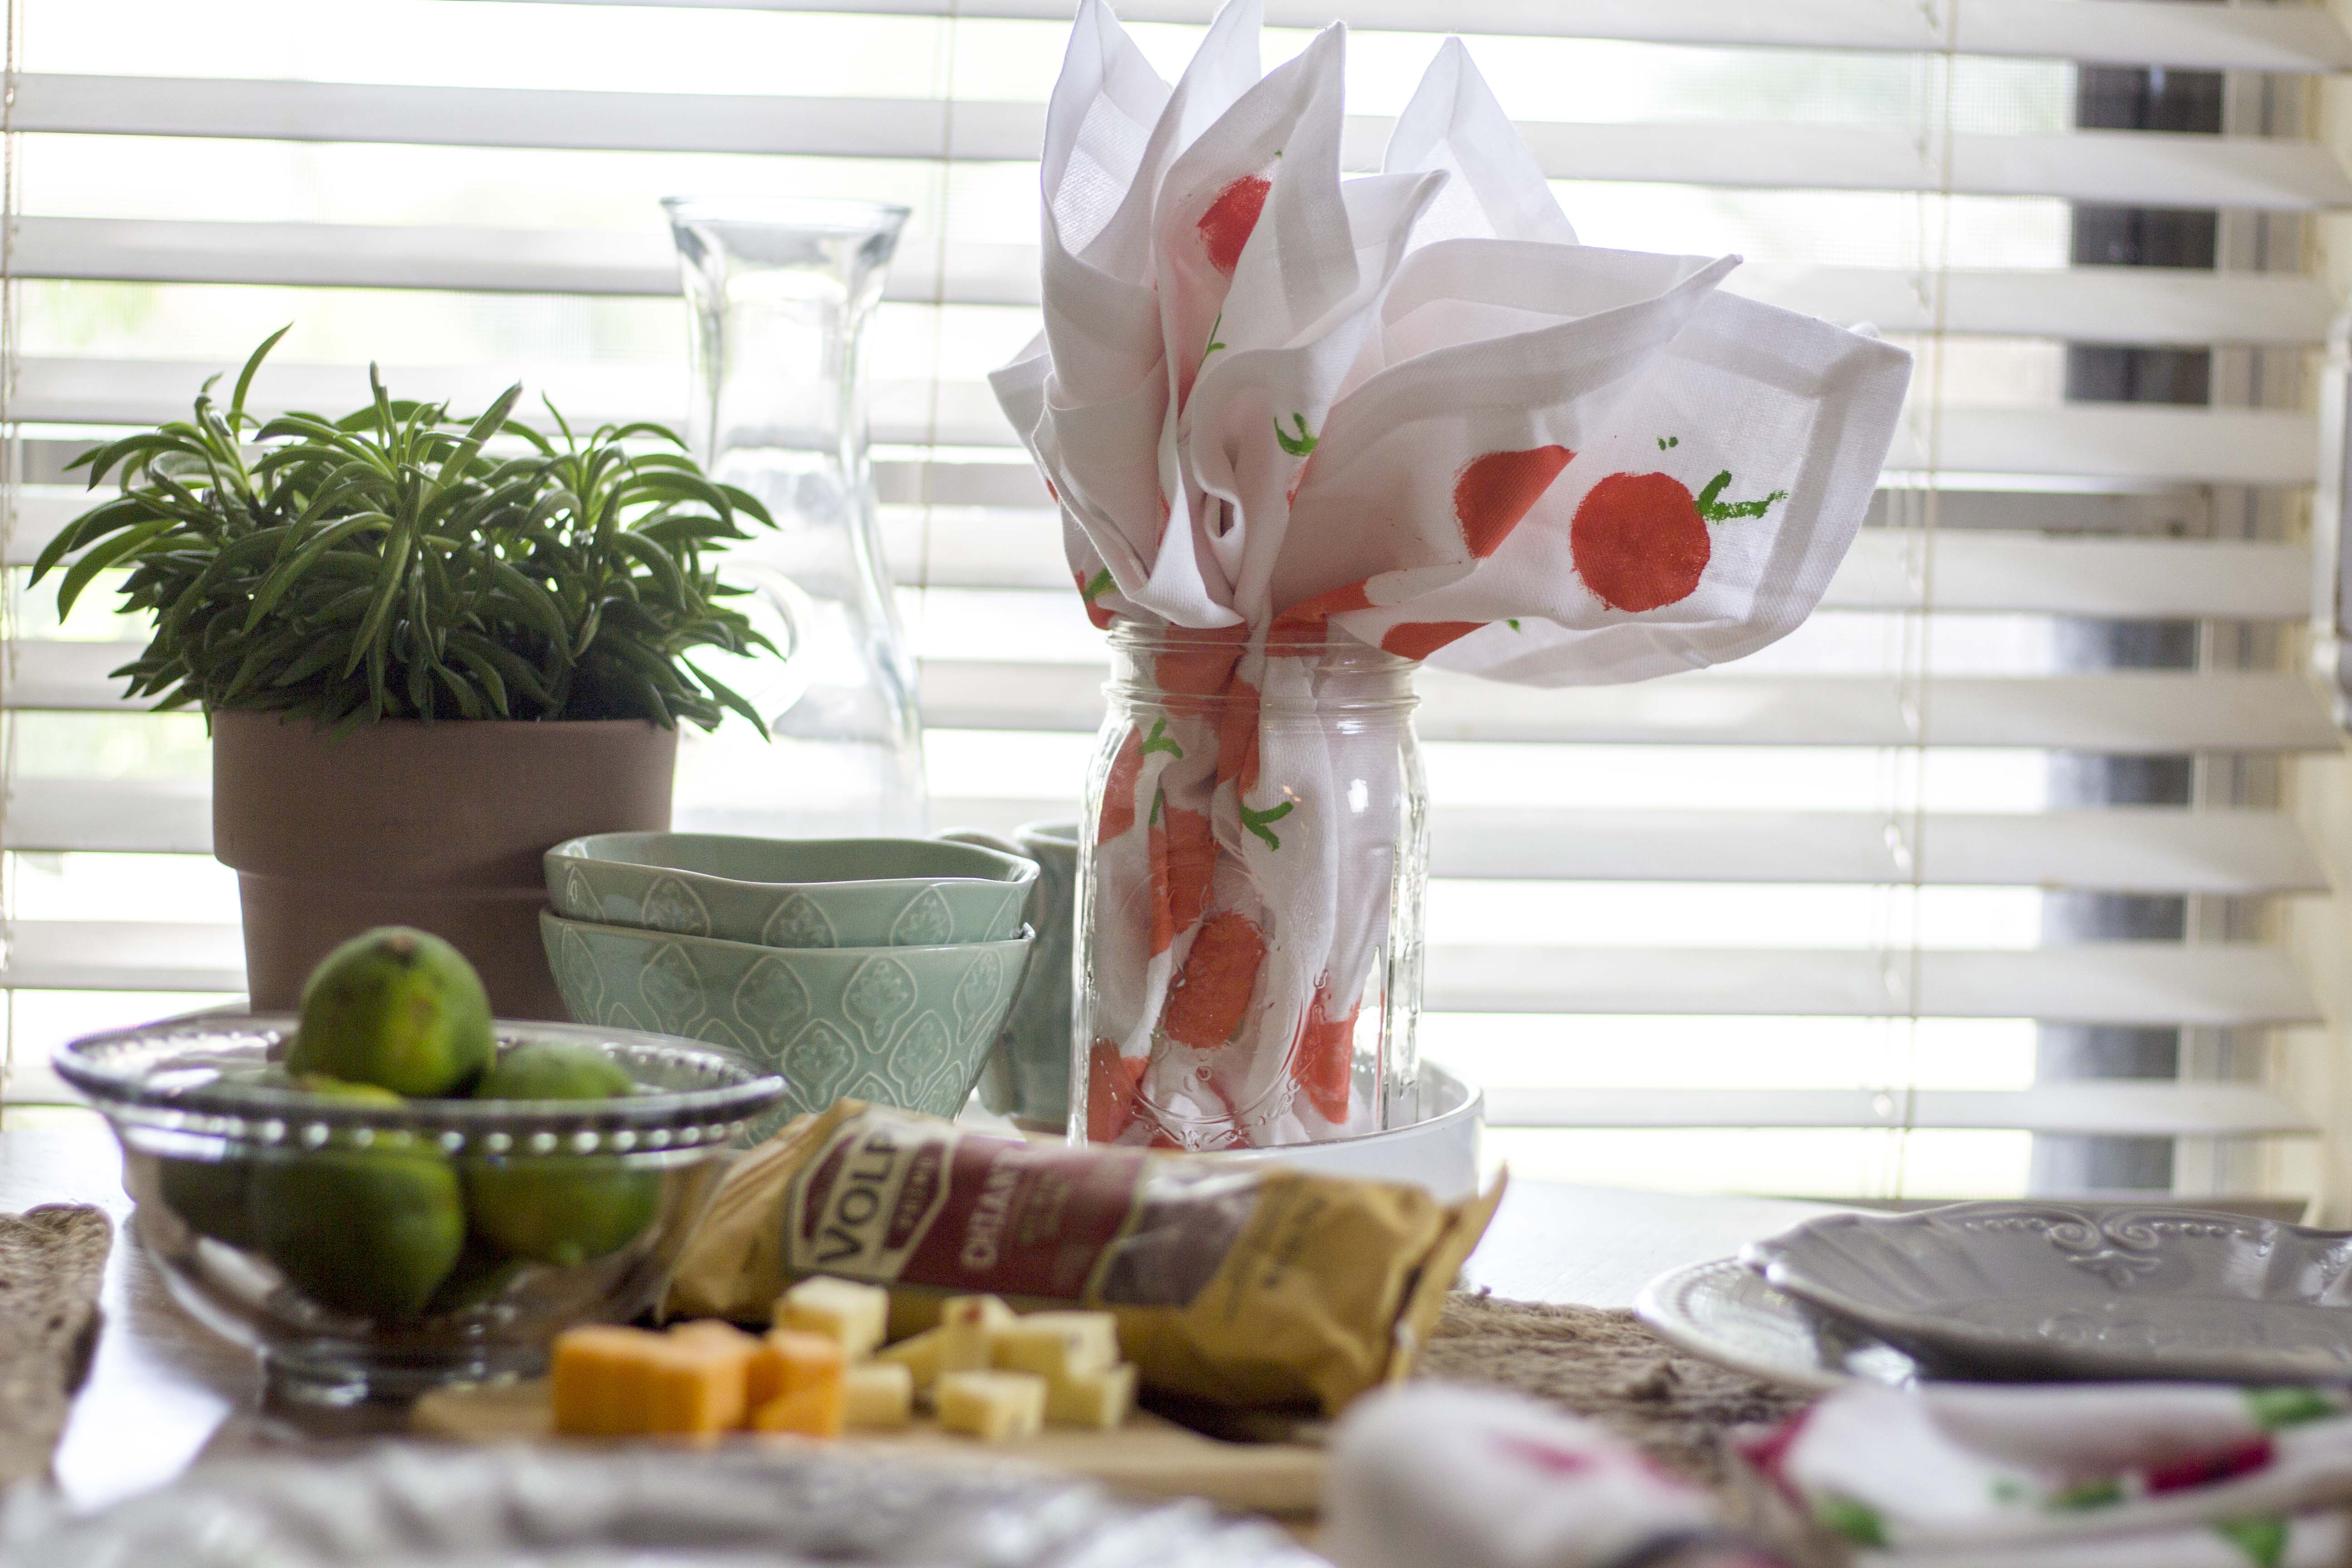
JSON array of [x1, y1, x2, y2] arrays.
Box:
[[161, 927, 659, 1321]]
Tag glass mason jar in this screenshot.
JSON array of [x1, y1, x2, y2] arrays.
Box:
[[1076, 620, 1429, 1150], [662, 196, 927, 838]]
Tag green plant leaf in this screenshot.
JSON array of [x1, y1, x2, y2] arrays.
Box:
[[230, 324, 293, 423]]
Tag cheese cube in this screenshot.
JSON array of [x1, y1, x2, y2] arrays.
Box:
[[773, 1276, 890, 1360], [936, 1370, 1047, 1442], [939, 1294, 1014, 1377], [1045, 1362, 1137, 1431], [750, 1328, 845, 1407], [992, 1312, 1120, 1382], [745, 1328, 848, 1439], [551, 1324, 661, 1436], [843, 1361, 915, 1430], [750, 1377, 847, 1438], [644, 1339, 752, 1442], [876, 1327, 943, 1393]]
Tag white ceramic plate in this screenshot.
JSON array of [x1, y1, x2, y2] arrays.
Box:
[[1743, 1202, 2352, 1383], [1633, 1256, 1921, 1393]]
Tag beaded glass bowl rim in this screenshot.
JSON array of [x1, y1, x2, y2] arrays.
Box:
[[54, 1013, 789, 1159]]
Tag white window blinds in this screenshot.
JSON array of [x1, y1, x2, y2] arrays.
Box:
[[2, 0, 2342, 1205]]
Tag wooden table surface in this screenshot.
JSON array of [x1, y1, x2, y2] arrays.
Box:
[[0, 1106, 1840, 1513]]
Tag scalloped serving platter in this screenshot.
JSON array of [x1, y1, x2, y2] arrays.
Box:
[[1741, 1202, 2352, 1383]]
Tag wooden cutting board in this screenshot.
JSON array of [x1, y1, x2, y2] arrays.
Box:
[[412, 1378, 1328, 1518]]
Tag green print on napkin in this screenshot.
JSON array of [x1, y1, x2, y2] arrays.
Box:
[[1240, 799, 1294, 850], [1694, 470, 1790, 524], [1815, 1498, 1886, 1548], [2215, 1518, 2288, 1568], [1140, 717, 1184, 759], [2046, 1478, 2125, 1511], [2245, 1388, 2336, 1429], [1275, 413, 1318, 456]]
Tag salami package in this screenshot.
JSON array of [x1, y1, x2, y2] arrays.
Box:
[[667, 1101, 1503, 1413]]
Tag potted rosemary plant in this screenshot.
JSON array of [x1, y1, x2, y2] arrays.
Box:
[[34, 329, 775, 1018]]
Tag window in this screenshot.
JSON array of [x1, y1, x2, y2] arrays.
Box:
[[5, 0, 2342, 1208]]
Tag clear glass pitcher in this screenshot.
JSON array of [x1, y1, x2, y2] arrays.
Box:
[[663, 196, 927, 837]]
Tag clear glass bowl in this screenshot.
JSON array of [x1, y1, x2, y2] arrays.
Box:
[[54, 1013, 785, 1405]]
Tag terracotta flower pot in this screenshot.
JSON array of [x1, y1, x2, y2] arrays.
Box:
[[212, 712, 678, 1019]]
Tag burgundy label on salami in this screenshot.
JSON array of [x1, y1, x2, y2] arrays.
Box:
[[785, 1111, 1148, 1299]]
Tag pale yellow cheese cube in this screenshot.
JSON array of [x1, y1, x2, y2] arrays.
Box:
[[936, 1370, 1047, 1442], [1044, 1362, 1137, 1431], [843, 1360, 915, 1430], [992, 1312, 1119, 1381], [875, 1326, 943, 1392], [773, 1276, 890, 1360], [938, 1294, 1014, 1377]]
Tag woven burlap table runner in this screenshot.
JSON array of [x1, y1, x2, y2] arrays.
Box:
[[1419, 1289, 1812, 1487], [0, 1205, 112, 1486]]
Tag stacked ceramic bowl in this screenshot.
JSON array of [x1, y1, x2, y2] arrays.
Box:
[[541, 834, 1037, 1123]]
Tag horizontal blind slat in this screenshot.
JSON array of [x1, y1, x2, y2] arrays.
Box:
[[1819, 533, 2313, 620], [12, 645, 2337, 751], [1429, 942, 2321, 1024], [3, 921, 245, 992], [10, 217, 1046, 310], [18, 487, 2310, 620], [872, 521, 2319, 619], [1480, 1083, 2320, 1136], [19, 217, 2336, 346], [18, 358, 2318, 483], [17, 651, 2336, 751], [15, 780, 2322, 895], [917, 659, 2343, 751], [9, 922, 2310, 1023], [23, 76, 2352, 207], [474, 0, 2352, 72]]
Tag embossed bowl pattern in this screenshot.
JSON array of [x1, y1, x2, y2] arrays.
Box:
[[1744, 1202, 2352, 1382], [544, 833, 1038, 949], [541, 910, 1031, 1124]]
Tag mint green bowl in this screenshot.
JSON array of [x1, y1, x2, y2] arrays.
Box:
[[545, 833, 1037, 949], [540, 910, 1031, 1121]]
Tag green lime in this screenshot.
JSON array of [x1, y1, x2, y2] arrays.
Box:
[[158, 1155, 255, 1248], [464, 1158, 660, 1268], [422, 1237, 530, 1316], [287, 927, 494, 1098], [250, 1077, 466, 1320], [474, 1040, 635, 1102], [465, 1042, 656, 1268]]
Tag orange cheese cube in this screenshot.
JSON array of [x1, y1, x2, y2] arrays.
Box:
[[750, 1377, 847, 1438], [662, 1319, 762, 1436], [749, 1328, 845, 1409], [645, 1339, 752, 1441], [551, 1324, 662, 1436]]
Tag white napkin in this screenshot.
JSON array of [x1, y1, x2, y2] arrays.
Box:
[[1748, 1382, 2352, 1568], [1324, 1384, 1783, 1568], [991, 1, 1913, 1147]]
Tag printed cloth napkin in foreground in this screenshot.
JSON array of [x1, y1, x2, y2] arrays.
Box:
[[1325, 1383, 1788, 1568], [1750, 1382, 2352, 1567], [991, 0, 1913, 1147]]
